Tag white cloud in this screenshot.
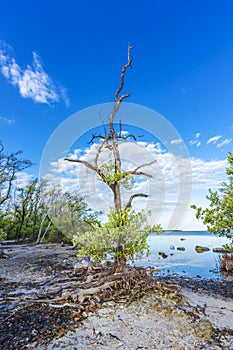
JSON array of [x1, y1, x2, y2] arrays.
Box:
[[216, 138, 232, 148], [170, 138, 182, 145], [13, 172, 34, 188], [190, 157, 226, 189], [195, 132, 201, 138], [0, 40, 69, 105], [207, 135, 222, 145], [189, 140, 201, 147], [0, 115, 14, 125], [43, 138, 228, 230], [119, 130, 129, 136]]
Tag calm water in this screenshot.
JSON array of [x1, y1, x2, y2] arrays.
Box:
[[135, 231, 229, 280]]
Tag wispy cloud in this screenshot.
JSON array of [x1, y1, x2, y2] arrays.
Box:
[[189, 132, 201, 147], [216, 138, 232, 148], [207, 135, 222, 145], [0, 115, 14, 125], [170, 138, 182, 145], [0, 40, 69, 106], [189, 140, 201, 147]]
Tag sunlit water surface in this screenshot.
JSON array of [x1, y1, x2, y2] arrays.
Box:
[[135, 231, 230, 280]]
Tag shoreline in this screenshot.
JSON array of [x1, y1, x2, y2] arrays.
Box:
[[181, 288, 233, 331], [0, 243, 233, 349]]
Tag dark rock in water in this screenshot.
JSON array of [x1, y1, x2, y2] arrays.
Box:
[[196, 274, 201, 278], [158, 251, 168, 259], [213, 247, 229, 253], [180, 238, 186, 241], [195, 246, 210, 253], [177, 247, 185, 251]]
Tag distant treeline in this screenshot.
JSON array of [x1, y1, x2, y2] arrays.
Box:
[[0, 140, 100, 243]]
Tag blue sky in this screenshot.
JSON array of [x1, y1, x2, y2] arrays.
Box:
[[0, 0, 233, 229]]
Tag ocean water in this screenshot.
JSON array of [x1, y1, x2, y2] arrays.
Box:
[[135, 231, 230, 280]]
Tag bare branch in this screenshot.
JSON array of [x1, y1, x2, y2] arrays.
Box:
[[125, 193, 148, 209], [114, 44, 133, 103], [132, 160, 157, 173], [94, 135, 111, 168], [109, 44, 133, 137], [119, 119, 122, 137], [121, 160, 156, 179], [64, 158, 113, 189], [88, 134, 106, 144], [88, 132, 143, 145], [129, 170, 153, 178], [119, 134, 142, 142], [64, 158, 97, 172]]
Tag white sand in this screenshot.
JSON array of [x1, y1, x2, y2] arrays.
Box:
[[181, 288, 233, 330]]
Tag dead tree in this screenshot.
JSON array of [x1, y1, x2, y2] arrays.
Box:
[[65, 44, 156, 267]]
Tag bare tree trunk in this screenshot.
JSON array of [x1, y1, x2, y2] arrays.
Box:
[[114, 253, 127, 270], [39, 220, 52, 244], [113, 183, 121, 211], [37, 213, 47, 244]]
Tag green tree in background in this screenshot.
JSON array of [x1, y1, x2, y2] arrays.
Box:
[[36, 185, 101, 244], [0, 228, 6, 243], [0, 140, 32, 208], [0, 141, 100, 243], [191, 153, 233, 251]]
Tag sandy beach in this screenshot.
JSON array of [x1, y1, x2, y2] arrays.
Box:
[[0, 243, 233, 349]]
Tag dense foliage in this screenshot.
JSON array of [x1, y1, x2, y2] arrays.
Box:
[[191, 153, 233, 251], [72, 208, 162, 263], [0, 141, 100, 243]]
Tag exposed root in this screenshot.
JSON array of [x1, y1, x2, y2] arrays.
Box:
[[1, 264, 181, 331], [68, 264, 181, 309], [221, 254, 233, 272]]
